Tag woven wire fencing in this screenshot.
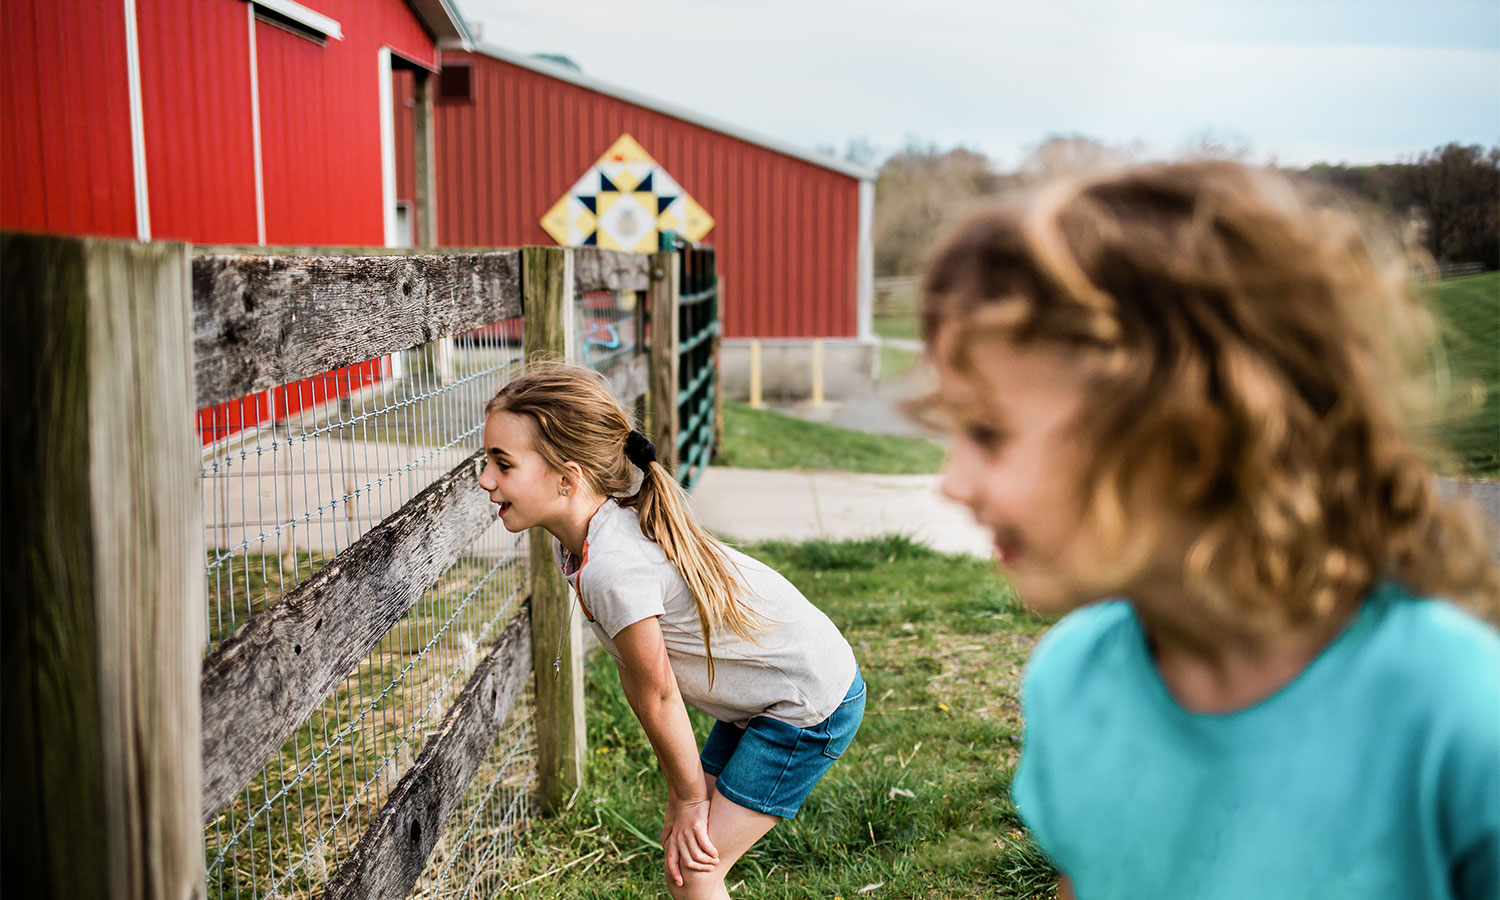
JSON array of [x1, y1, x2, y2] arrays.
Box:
[[580, 286, 643, 376], [200, 330, 535, 898]]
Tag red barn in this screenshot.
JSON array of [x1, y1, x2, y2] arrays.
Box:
[[2, 0, 471, 438], [6, 6, 878, 403], [421, 43, 877, 397]]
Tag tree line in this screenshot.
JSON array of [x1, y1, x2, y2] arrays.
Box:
[[859, 137, 1499, 277]]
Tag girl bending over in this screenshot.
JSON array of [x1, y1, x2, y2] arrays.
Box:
[[479, 364, 864, 899]]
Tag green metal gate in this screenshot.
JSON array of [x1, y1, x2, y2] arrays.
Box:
[[674, 247, 719, 489]]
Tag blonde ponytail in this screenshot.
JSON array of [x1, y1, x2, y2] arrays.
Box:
[[622, 457, 764, 686]]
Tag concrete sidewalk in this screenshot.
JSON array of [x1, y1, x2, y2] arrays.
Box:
[[688, 466, 995, 557]]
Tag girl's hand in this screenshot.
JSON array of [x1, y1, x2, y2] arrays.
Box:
[[661, 795, 719, 886]]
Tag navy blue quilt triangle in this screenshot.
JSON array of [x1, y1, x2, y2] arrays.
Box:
[[638, 172, 654, 193], [579, 195, 596, 213], [582, 231, 597, 245], [598, 172, 619, 193], [657, 195, 677, 215]]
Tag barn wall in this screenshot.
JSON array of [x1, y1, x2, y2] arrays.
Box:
[[433, 51, 863, 339]]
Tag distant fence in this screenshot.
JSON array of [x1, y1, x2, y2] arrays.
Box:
[[873, 274, 921, 319], [1438, 261, 1486, 280], [5, 234, 718, 900]]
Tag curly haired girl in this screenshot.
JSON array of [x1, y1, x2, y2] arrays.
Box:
[[920, 160, 1499, 899]]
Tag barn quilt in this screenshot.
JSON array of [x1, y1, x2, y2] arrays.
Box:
[[540, 134, 714, 252]]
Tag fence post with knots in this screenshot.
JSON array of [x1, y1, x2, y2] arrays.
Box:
[[520, 245, 588, 814]]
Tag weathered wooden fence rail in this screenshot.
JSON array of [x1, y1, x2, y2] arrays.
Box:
[[7, 231, 720, 900], [321, 605, 533, 900], [192, 250, 523, 408], [198, 450, 498, 821]]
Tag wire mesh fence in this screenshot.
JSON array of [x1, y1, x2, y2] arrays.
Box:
[[410, 689, 536, 899], [199, 330, 535, 899], [10, 238, 680, 900], [580, 287, 643, 376]]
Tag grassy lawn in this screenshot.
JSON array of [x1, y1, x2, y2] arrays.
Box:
[[499, 536, 1058, 899], [1429, 272, 1499, 478], [875, 313, 921, 342], [880, 345, 923, 382], [716, 402, 945, 475]]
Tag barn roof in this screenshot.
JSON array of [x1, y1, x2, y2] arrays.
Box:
[[464, 41, 878, 182], [408, 0, 473, 48]]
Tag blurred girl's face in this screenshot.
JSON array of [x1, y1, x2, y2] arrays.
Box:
[[934, 328, 1108, 615], [478, 410, 565, 534]]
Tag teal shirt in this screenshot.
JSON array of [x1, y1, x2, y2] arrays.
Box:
[[1012, 584, 1500, 899]]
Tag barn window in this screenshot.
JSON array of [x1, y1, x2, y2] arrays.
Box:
[[248, 0, 342, 44], [438, 65, 473, 103]]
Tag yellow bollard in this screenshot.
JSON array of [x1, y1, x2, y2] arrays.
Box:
[[749, 340, 763, 409], [811, 339, 825, 406]]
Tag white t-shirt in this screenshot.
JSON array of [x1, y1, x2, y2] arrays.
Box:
[[554, 499, 857, 728]]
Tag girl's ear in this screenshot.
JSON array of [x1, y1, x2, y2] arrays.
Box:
[[1170, 410, 1226, 505], [560, 461, 588, 496]]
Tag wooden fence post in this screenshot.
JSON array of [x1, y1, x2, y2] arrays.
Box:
[[648, 250, 680, 465], [2, 233, 205, 900], [521, 245, 586, 813]]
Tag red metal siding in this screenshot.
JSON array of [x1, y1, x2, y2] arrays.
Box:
[[4, 0, 437, 245], [254, 17, 376, 244], [136, 0, 259, 243], [1, 0, 138, 237], [338, 0, 436, 72], [239, 0, 436, 441], [4, 0, 440, 446], [255, 0, 434, 245], [432, 52, 862, 339]]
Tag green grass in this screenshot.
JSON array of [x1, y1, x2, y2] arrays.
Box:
[[875, 313, 921, 342], [499, 536, 1059, 899], [880, 345, 922, 382], [716, 402, 945, 474], [1429, 272, 1499, 478]]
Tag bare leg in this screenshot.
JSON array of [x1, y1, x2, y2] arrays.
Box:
[[666, 780, 778, 900]]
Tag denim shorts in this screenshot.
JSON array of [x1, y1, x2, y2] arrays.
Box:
[[699, 668, 866, 818]]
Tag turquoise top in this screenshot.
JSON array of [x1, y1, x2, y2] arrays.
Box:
[[1012, 583, 1500, 899]]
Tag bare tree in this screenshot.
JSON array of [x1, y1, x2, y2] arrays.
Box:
[[873, 139, 1013, 276], [1018, 134, 1143, 182]]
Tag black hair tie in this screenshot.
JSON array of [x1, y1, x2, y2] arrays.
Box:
[[625, 430, 657, 470]]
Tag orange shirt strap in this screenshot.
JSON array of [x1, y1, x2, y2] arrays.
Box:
[[574, 540, 594, 621]]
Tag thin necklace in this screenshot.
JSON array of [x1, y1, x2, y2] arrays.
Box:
[[555, 543, 584, 677]]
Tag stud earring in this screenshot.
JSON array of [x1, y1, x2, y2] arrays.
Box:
[[562, 487, 569, 496]]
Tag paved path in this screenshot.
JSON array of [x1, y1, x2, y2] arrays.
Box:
[[691, 466, 1499, 562], [689, 466, 995, 557]]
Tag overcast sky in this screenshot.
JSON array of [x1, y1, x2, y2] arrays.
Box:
[[450, 0, 1499, 170]]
